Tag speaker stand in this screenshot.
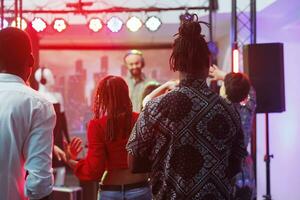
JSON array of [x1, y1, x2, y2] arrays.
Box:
[[263, 113, 273, 200]]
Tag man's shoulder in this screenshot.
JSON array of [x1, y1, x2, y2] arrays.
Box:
[[10, 85, 55, 112], [149, 89, 178, 103], [144, 79, 160, 86], [24, 86, 54, 106], [216, 96, 241, 121], [143, 89, 185, 116]]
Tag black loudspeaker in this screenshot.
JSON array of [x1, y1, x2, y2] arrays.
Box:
[[243, 43, 285, 113]]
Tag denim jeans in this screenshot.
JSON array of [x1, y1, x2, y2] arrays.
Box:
[[98, 186, 152, 200]]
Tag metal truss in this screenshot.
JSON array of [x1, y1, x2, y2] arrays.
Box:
[[1, 0, 23, 29], [231, 0, 256, 71], [231, 1, 257, 200]]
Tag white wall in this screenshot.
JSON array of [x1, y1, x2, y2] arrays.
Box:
[[215, 2, 300, 198], [255, 20, 300, 200]]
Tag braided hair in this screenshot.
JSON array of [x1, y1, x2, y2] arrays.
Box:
[[93, 75, 132, 141], [169, 14, 210, 77]]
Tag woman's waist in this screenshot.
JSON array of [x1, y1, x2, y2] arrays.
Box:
[[101, 168, 149, 185], [99, 180, 150, 191], [106, 160, 128, 170]]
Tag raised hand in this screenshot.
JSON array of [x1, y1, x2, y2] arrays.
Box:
[[209, 64, 226, 81], [67, 137, 83, 160], [165, 80, 179, 92], [142, 79, 179, 107], [53, 145, 67, 162]]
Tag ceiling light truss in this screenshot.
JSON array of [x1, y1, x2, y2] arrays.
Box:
[[1, 0, 24, 29], [231, 0, 256, 72], [1, 4, 212, 33]]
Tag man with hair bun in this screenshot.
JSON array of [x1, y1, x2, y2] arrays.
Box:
[[126, 14, 247, 200]]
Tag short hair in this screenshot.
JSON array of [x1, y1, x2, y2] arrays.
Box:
[[123, 49, 145, 68], [142, 82, 161, 101], [224, 72, 251, 103], [0, 27, 32, 72], [169, 14, 210, 76]]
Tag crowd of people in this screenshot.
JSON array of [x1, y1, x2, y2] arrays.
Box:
[[0, 13, 256, 200]]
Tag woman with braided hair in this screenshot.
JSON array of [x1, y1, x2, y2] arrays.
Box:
[[66, 75, 151, 200]]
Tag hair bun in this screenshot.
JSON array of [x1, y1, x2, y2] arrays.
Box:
[[177, 14, 210, 39], [179, 21, 202, 39]]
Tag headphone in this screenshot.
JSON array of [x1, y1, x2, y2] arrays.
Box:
[[123, 49, 145, 68], [40, 67, 47, 85]]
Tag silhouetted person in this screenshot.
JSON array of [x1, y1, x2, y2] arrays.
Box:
[[0, 27, 56, 200], [209, 65, 257, 199], [35, 67, 70, 186]]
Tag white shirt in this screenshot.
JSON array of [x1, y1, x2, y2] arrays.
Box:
[[0, 73, 56, 200]]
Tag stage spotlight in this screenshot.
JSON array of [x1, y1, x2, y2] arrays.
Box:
[[88, 18, 103, 32], [11, 17, 27, 30], [145, 16, 161, 32], [126, 16, 142, 32], [31, 17, 47, 32], [107, 16, 123, 33], [53, 18, 67, 32], [0, 18, 9, 30]]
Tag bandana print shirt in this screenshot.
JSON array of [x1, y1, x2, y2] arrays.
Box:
[[126, 77, 247, 200]]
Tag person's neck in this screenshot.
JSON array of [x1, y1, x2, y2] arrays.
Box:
[[38, 84, 52, 93], [179, 71, 205, 80], [131, 74, 143, 83], [0, 69, 27, 81]]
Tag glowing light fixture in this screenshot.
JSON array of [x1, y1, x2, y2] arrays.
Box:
[[53, 18, 67, 32], [31, 17, 47, 32], [0, 18, 9, 30], [11, 17, 27, 30], [107, 16, 123, 33], [88, 18, 103, 32], [145, 16, 162, 32], [233, 48, 239, 72], [126, 16, 142, 32]]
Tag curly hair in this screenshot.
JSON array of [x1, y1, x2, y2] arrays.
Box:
[[169, 14, 210, 77], [94, 75, 132, 141]]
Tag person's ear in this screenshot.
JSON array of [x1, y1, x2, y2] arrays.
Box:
[[28, 54, 34, 67], [141, 59, 145, 68], [23, 54, 34, 82]]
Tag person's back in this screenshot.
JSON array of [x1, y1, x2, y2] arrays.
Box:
[[126, 14, 247, 200], [129, 77, 245, 199], [220, 71, 257, 199], [67, 76, 151, 200], [34, 67, 70, 186], [0, 77, 55, 199], [0, 27, 56, 200]]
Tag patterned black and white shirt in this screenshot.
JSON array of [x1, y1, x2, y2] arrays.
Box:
[[126, 77, 247, 200]]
